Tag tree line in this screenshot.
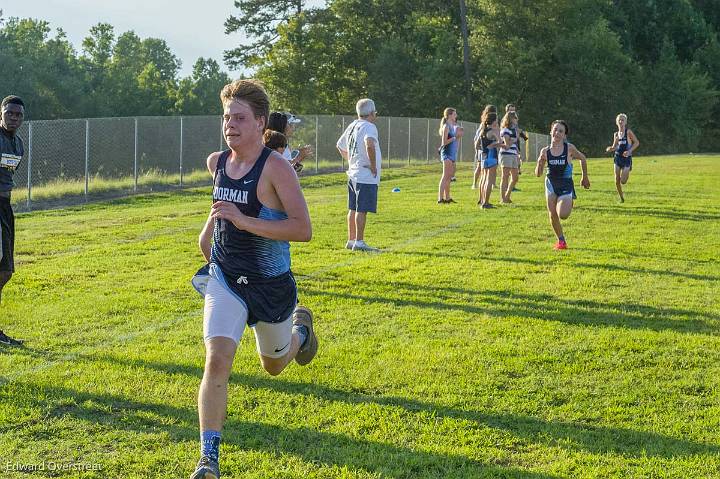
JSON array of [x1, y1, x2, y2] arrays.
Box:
[[230, 0, 720, 155], [0, 13, 231, 120], [4, 1, 720, 155]]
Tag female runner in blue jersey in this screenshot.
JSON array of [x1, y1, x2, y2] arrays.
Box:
[[472, 104, 496, 190], [535, 120, 590, 250], [475, 110, 502, 208], [438, 107, 463, 203], [605, 113, 639, 203]]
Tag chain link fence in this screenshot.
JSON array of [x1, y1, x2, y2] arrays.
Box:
[[11, 115, 548, 211]]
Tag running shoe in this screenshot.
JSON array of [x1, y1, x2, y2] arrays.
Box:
[[293, 306, 318, 366], [352, 241, 380, 252], [0, 330, 23, 346], [482, 204, 496, 209], [446, 198, 457, 203], [345, 240, 355, 250], [190, 456, 220, 479], [553, 240, 568, 250]]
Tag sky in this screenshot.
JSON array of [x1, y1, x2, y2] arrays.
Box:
[[2, 0, 324, 78]]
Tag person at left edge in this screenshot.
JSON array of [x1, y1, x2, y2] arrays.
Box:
[[0, 95, 26, 347]]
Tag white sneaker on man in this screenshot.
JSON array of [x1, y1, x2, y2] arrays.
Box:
[[352, 240, 379, 252], [345, 240, 355, 250]]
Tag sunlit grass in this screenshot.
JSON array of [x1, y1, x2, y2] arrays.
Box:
[[1, 155, 719, 478]]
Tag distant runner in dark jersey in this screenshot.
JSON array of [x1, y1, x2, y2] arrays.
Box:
[[476, 110, 502, 209], [535, 120, 590, 250], [0, 95, 26, 347], [605, 113, 640, 203], [189, 80, 316, 479], [472, 104, 496, 190]]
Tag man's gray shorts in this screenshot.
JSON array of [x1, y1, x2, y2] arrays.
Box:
[[348, 180, 378, 213]]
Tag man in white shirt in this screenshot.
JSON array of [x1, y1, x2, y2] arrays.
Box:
[[336, 98, 381, 252]]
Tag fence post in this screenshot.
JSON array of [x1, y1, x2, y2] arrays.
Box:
[[341, 116, 345, 171], [315, 115, 319, 173], [426, 118, 430, 164], [220, 116, 224, 151], [27, 122, 33, 209], [459, 121, 464, 162], [179, 117, 184, 187], [134, 117, 138, 192], [84, 119, 89, 197], [387, 117, 391, 168], [407, 118, 411, 165]]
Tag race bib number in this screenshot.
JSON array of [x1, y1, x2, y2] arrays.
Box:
[[0, 153, 21, 170]]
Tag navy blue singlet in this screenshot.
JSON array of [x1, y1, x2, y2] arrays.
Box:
[[480, 127, 498, 167], [614, 128, 632, 169], [204, 147, 297, 325], [545, 143, 575, 198], [211, 148, 291, 281]]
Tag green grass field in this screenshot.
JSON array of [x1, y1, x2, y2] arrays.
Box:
[[1, 155, 719, 478]]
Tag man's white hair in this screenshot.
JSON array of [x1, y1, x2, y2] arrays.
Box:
[[356, 98, 376, 117]]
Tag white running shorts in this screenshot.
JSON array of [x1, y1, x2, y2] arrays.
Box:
[[203, 274, 294, 359]]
